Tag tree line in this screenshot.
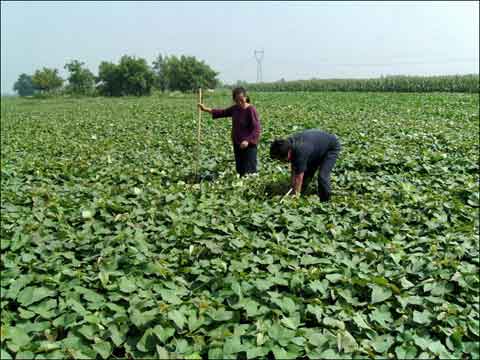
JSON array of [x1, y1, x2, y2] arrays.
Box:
[[13, 54, 220, 97]]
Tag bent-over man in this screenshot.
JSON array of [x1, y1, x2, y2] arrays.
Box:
[[270, 129, 341, 202]]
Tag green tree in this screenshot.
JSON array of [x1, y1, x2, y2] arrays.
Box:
[[97, 61, 121, 96], [31, 67, 64, 93], [13, 73, 36, 96], [64, 60, 95, 95], [152, 54, 168, 92], [97, 55, 155, 96], [162, 55, 219, 92]]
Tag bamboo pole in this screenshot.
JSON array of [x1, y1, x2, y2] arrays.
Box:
[[194, 88, 202, 179], [198, 87, 202, 148], [280, 188, 293, 203]]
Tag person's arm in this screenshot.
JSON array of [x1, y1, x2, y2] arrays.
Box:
[[199, 104, 235, 119], [291, 170, 304, 195], [291, 166, 295, 189], [198, 103, 213, 114], [290, 147, 308, 196], [243, 107, 261, 145]]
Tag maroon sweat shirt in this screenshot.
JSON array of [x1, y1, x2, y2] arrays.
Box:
[[211, 104, 261, 145]]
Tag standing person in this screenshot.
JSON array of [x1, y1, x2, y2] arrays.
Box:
[[198, 87, 261, 176], [269, 129, 341, 202]]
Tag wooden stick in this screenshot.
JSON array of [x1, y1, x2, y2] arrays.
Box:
[[194, 88, 202, 178], [280, 188, 294, 203], [198, 87, 202, 147]]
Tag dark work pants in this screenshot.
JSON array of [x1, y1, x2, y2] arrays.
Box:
[[233, 143, 257, 176], [302, 138, 341, 202]]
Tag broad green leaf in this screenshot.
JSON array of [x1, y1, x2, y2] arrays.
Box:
[[369, 305, 392, 327], [16, 351, 35, 360], [187, 311, 204, 332], [36, 341, 62, 353], [463, 342, 479, 359], [337, 330, 358, 353], [320, 349, 342, 359], [413, 310, 432, 324], [156, 345, 170, 359], [300, 254, 322, 265], [16, 321, 50, 334], [325, 273, 342, 283], [99, 271, 109, 287], [231, 281, 242, 297], [428, 341, 449, 356], [271, 297, 297, 314], [175, 338, 191, 353], [17, 287, 55, 306], [137, 329, 156, 352], [242, 299, 261, 317], [223, 336, 242, 354], [353, 313, 372, 330], [280, 315, 300, 330], [246, 346, 269, 358], [5, 275, 34, 300], [119, 277, 136, 293], [6, 326, 30, 348], [400, 277, 415, 289], [309, 280, 328, 295], [307, 332, 328, 347], [108, 323, 126, 346], [78, 324, 96, 340], [158, 288, 182, 304], [28, 298, 57, 319], [414, 336, 432, 350], [168, 309, 186, 329], [371, 285, 392, 304], [0, 349, 12, 360], [208, 308, 233, 322], [82, 209, 94, 219], [254, 278, 273, 291], [291, 337, 305, 346], [395, 344, 418, 359], [185, 352, 202, 359], [152, 325, 175, 343], [306, 304, 323, 322], [271, 345, 290, 359], [372, 334, 394, 353], [92, 340, 112, 359], [62, 334, 97, 359], [18, 308, 36, 320], [268, 322, 296, 346], [208, 347, 223, 359], [323, 317, 345, 330], [131, 308, 158, 328]]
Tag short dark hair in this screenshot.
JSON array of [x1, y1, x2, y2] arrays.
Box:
[[232, 87, 250, 103], [270, 139, 290, 160]]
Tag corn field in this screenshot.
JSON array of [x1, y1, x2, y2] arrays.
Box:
[[246, 74, 479, 93]]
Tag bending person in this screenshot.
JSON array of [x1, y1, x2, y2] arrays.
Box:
[[270, 129, 341, 202]]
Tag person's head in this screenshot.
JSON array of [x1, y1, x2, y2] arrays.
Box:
[[232, 87, 250, 106], [270, 139, 291, 162]]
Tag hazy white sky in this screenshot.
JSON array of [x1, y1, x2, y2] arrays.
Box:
[[1, 1, 479, 94]]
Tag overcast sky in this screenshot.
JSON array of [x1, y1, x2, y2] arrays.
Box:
[[1, 1, 479, 94]]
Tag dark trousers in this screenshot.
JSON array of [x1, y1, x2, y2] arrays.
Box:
[[233, 143, 257, 176], [302, 139, 341, 201]]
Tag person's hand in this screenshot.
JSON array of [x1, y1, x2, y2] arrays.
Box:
[[240, 140, 249, 149], [198, 103, 207, 112]]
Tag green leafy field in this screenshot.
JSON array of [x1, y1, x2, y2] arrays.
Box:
[[1, 92, 479, 359]]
